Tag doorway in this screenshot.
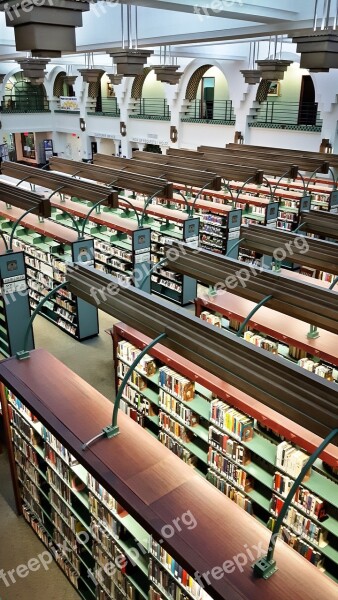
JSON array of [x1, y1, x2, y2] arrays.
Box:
[[298, 75, 317, 125], [201, 77, 215, 119]]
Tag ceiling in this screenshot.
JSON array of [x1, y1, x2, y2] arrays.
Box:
[[0, 0, 325, 67]]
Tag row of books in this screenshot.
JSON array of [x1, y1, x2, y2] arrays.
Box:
[[11, 427, 40, 466], [18, 467, 41, 503], [117, 340, 157, 376], [117, 362, 147, 391], [278, 211, 298, 222], [159, 390, 199, 426], [271, 496, 328, 547], [273, 473, 326, 519], [159, 412, 190, 443], [88, 474, 117, 513], [159, 366, 195, 402], [45, 445, 72, 484], [120, 400, 147, 427], [208, 449, 252, 491], [149, 560, 211, 600], [120, 382, 152, 415], [276, 441, 310, 478], [243, 331, 278, 354], [47, 466, 72, 504], [151, 276, 182, 293], [298, 359, 336, 382], [200, 311, 222, 327], [268, 519, 325, 567], [210, 398, 254, 442], [90, 496, 122, 539], [14, 447, 41, 484], [159, 431, 197, 466], [207, 470, 254, 513], [208, 429, 250, 465]]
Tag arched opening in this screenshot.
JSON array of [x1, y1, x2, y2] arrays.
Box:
[[252, 64, 322, 130], [2, 72, 49, 113], [93, 73, 120, 116], [183, 65, 235, 124], [130, 68, 170, 120]]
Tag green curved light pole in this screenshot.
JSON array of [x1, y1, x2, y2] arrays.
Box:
[[82, 332, 167, 449], [15, 174, 34, 192], [140, 188, 166, 227], [47, 188, 81, 239], [17, 282, 67, 360], [174, 189, 190, 213], [329, 276, 338, 290], [119, 196, 141, 227], [7, 206, 36, 253], [236, 175, 261, 200], [271, 170, 298, 202], [187, 182, 213, 217], [253, 427, 338, 579], [225, 237, 245, 257], [304, 165, 336, 194], [139, 256, 168, 290], [236, 295, 273, 338], [0, 230, 9, 251]]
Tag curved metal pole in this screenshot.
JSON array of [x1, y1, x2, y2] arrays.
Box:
[[15, 174, 33, 189], [189, 182, 213, 217], [0, 229, 9, 251], [222, 182, 235, 203], [81, 198, 111, 239], [236, 175, 258, 200], [305, 165, 334, 193], [256, 427, 338, 576], [7, 206, 36, 252], [293, 221, 306, 234], [140, 188, 165, 227], [82, 332, 167, 448], [119, 197, 141, 227], [329, 275, 338, 290], [174, 189, 190, 213], [226, 237, 245, 257], [262, 176, 274, 202], [17, 282, 67, 359], [139, 256, 168, 290], [236, 295, 273, 338], [271, 170, 297, 202], [47, 188, 82, 239], [297, 170, 306, 196], [328, 167, 337, 188]]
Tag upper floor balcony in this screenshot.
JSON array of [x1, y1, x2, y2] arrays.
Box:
[[249, 101, 323, 132], [130, 98, 171, 121], [1, 93, 50, 113], [181, 99, 236, 125], [87, 96, 120, 117]]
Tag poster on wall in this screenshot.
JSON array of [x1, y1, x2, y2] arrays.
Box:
[[60, 96, 79, 111], [43, 139, 54, 162]]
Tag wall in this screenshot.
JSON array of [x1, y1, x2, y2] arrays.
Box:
[[196, 66, 229, 102], [142, 70, 166, 99]]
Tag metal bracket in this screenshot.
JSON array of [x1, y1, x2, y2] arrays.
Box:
[[307, 324, 320, 339], [252, 557, 278, 580]]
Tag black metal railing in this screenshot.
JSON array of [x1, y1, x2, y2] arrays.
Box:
[[132, 98, 170, 119], [182, 99, 236, 122], [251, 101, 323, 128], [90, 96, 120, 116], [1, 94, 49, 113]]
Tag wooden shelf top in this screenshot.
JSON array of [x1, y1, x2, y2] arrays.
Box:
[[175, 181, 332, 202], [0, 204, 78, 244], [50, 197, 139, 234], [281, 270, 332, 289], [113, 323, 338, 468], [195, 290, 338, 367], [119, 196, 190, 222], [0, 348, 337, 600]]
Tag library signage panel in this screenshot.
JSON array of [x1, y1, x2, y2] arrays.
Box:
[[71, 239, 99, 340], [329, 190, 338, 213], [132, 228, 151, 293]]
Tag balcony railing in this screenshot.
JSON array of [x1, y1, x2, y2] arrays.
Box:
[[130, 98, 170, 120], [1, 94, 50, 113], [88, 97, 120, 117], [181, 100, 236, 124], [249, 101, 323, 131]]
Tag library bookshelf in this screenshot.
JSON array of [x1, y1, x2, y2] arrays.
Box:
[[0, 348, 337, 600], [195, 291, 338, 381], [0, 205, 98, 341], [111, 322, 338, 582]]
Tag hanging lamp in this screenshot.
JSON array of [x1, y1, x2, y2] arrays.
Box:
[[241, 42, 262, 84], [108, 4, 153, 77], [16, 57, 50, 85], [292, 0, 338, 72], [78, 53, 104, 83], [0, 0, 89, 57], [256, 36, 292, 80], [153, 46, 183, 84]]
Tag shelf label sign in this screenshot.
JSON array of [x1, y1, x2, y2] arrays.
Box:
[[265, 202, 279, 228], [330, 190, 338, 213]]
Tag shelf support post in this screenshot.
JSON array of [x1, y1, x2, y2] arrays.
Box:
[[47, 187, 82, 239], [307, 324, 320, 339], [329, 276, 338, 290], [236, 295, 273, 338], [16, 282, 67, 360], [252, 427, 338, 580], [82, 333, 167, 448]]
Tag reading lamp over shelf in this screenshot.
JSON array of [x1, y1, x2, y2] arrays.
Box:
[[82, 332, 167, 448], [252, 427, 338, 579]]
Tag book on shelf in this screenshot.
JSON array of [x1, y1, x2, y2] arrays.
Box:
[[268, 519, 325, 567], [200, 311, 221, 327], [210, 398, 254, 442], [118, 340, 157, 376], [159, 389, 199, 426], [208, 427, 250, 465], [207, 448, 253, 492], [159, 431, 197, 466], [159, 366, 195, 402], [276, 441, 311, 478]]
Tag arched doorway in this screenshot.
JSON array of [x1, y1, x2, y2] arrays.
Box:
[[2, 72, 48, 112], [183, 65, 234, 123], [298, 75, 317, 125], [131, 68, 170, 119]]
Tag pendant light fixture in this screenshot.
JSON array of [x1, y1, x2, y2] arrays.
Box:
[[256, 36, 292, 80], [108, 4, 153, 77], [292, 0, 338, 72], [153, 46, 183, 84], [63, 65, 78, 87], [0, 0, 89, 57], [241, 42, 262, 84], [17, 57, 50, 85], [78, 53, 104, 83]]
